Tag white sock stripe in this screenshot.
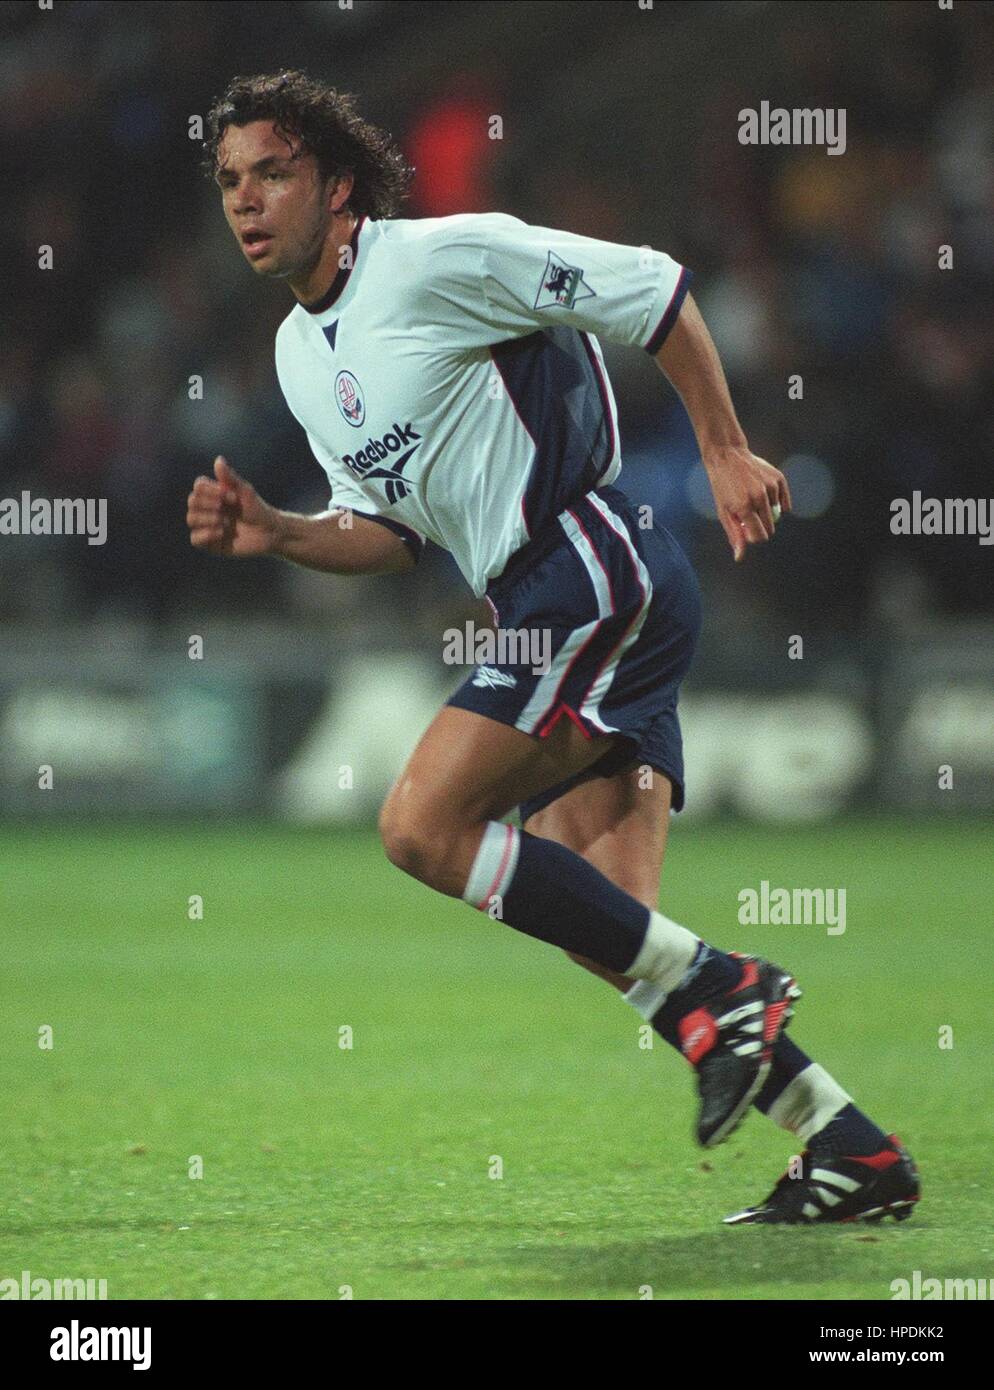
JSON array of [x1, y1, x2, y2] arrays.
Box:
[[463, 821, 520, 910], [626, 910, 699, 993], [624, 979, 669, 1021], [766, 1063, 852, 1142]]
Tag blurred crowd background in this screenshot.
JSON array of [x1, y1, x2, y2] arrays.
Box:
[[2, 0, 993, 820], [4, 0, 993, 629]]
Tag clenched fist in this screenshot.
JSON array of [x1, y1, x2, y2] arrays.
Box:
[[186, 457, 282, 557]]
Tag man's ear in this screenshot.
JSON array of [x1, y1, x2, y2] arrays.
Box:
[[330, 172, 355, 215]]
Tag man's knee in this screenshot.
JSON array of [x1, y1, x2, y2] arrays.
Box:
[[379, 795, 429, 879], [378, 791, 463, 888]]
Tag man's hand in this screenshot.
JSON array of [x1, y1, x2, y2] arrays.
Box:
[[653, 292, 792, 562], [187, 456, 282, 557], [703, 445, 792, 562], [186, 456, 415, 575]]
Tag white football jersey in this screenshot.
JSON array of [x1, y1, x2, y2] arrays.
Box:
[[274, 212, 691, 595]]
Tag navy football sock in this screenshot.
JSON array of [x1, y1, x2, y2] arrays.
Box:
[[755, 1040, 887, 1150], [633, 979, 889, 1149], [806, 1103, 892, 1157], [646, 942, 743, 1043], [753, 1034, 811, 1110], [462, 822, 700, 985]]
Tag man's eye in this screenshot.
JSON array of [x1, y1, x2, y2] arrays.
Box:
[[265, 171, 283, 181]]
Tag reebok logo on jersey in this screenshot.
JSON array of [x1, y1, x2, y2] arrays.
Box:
[[471, 666, 518, 689], [343, 423, 422, 504], [534, 251, 596, 311]]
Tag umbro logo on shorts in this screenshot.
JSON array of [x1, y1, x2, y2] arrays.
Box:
[[472, 666, 518, 689]]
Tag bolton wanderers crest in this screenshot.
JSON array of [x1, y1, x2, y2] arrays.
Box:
[[335, 369, 365, 427]]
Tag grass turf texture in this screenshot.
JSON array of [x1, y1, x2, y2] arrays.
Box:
[[2, 817, 990, 1301]]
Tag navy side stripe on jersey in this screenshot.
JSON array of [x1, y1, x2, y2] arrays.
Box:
[[579, 331, 617, 465], [490, 325, 616, 539]]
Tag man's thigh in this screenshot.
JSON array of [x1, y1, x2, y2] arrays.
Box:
[[382, 704, 623, 830]]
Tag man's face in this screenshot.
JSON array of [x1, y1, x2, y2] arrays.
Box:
[[215, 119, 336, 279]]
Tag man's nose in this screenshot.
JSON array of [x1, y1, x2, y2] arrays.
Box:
[[232, 183, 262, 214]]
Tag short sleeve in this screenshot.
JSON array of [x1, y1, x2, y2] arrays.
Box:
[[422, 212, 693, 353], [305, 430, 426, 562]]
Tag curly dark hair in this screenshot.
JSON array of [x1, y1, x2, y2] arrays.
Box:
[[201, 69, 414, 219]]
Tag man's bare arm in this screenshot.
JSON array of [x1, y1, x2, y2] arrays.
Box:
[[271, 506, 415, 574], [654, 292, 791, 561], [186, 456, 414, 575]]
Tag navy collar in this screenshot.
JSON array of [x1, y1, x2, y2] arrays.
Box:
[[301, 215, 367, 315]]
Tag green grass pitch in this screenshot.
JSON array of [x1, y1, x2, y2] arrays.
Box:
[[2, 817, 990, 1300]]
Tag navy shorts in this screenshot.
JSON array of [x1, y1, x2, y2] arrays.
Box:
[[447, 484, 702, 822]]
